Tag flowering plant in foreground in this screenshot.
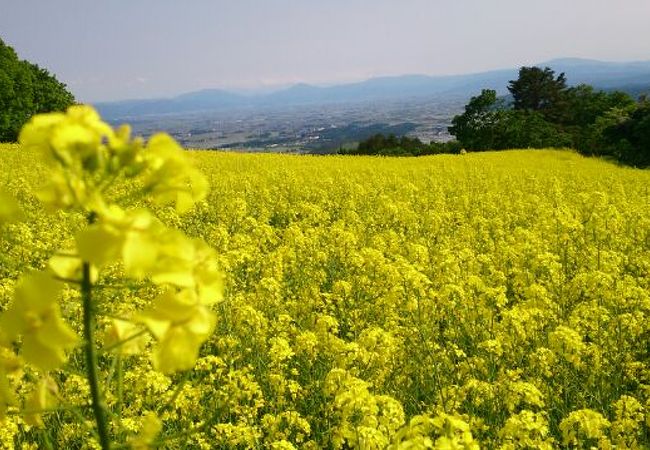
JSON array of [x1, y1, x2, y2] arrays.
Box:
[[0, 106, 221, 449]]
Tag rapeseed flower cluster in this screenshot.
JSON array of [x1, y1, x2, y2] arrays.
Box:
[[0, 110, 649, 448]]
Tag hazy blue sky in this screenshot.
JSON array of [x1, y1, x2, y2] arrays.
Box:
[[1, 0, 649, 102]]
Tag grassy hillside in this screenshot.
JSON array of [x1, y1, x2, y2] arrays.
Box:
[[1, 146, 649, 448]]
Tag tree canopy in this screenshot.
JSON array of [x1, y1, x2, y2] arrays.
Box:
[[448, 89, 502, 151], [450, 66, 649, 167], [0, 38, 75, 142], [508, 66, 568, 122], [603, 99, 650, 166]]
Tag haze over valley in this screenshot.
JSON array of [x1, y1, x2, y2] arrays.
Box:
[[95, 58, 650, 152]]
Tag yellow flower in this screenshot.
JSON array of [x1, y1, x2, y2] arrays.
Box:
[[24, 377, 59, 427], [142, 133, 209, 213], [270, 440, 297, 450], [76, 207, 223, 303], [136, 290, 215, 373], [75, 206, 155, 269], [48, 253, 98, 283], [19, 105, 113, 169], [103, 319, 146, 356], [0, 272, 78, 371], [560, 409, 610, 446], [498, 410, 553, 449], [128, 412, 162, 450]]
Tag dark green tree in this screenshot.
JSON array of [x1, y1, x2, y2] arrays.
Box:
[[603, 99, 650, 167], [494, 110, 572, 149], [562, 85, 635, 152], [581, 106, 635, 159], [508, 66, 568, 122], [449, 89, 504, 151], [342, 134, 460, 156], [564, 85, 634, 127], [0, 38, 75, 142]]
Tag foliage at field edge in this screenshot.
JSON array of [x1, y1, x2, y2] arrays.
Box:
[[1, 142, 650, 448], [340, 134, 461, 157], [450, 66, 650, 167], [0, 38, 75, 143]]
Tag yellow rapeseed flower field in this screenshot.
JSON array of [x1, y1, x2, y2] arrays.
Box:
[[1, 141, 649, 448]]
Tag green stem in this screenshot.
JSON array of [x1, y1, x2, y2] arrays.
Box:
[[41, 428, 55, 450], [82, 256, 112, 449], [162, 371, 191, 411], [116, 355, 123, 419]]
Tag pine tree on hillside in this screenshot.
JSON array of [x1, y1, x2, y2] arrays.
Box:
[[507, 66, 568, 123]]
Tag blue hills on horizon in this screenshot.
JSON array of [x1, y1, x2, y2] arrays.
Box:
[[95, 58, 650, 120]]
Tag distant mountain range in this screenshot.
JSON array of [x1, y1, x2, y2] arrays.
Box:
[[95, 58, 650, 120]]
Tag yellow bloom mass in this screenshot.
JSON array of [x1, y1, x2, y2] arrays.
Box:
[[1, 121, 650, 448]]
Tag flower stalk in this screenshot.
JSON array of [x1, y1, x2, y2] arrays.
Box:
[[82, 213, 111, 450]]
